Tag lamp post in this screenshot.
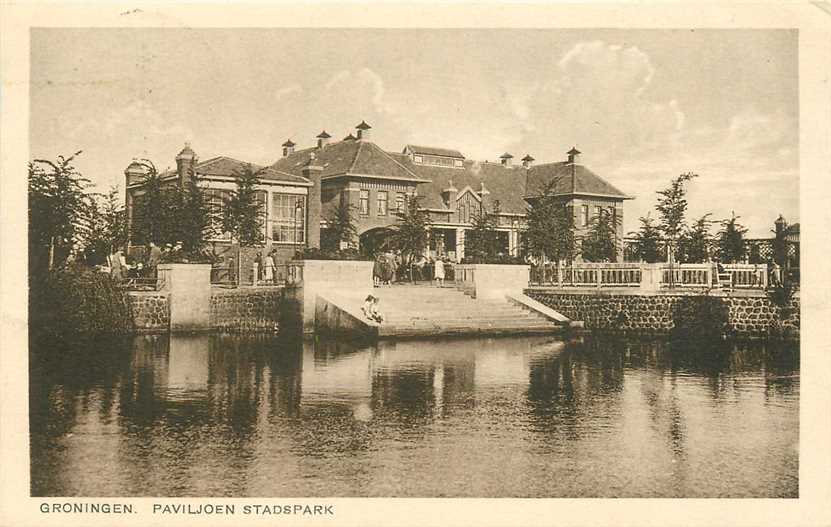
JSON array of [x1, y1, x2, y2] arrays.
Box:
[[295, 198, 305, 249]]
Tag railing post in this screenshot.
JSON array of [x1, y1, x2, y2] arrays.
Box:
[[596, 268, 602, 289], [557, 264, 563, 287]]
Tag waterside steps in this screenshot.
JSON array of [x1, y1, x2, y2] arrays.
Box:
[[316, 286, 569, 338]]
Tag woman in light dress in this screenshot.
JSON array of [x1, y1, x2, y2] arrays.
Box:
[[434, 256, 445, 287], [263, 251, 275, 284]]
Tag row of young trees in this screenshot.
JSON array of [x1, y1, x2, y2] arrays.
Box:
[[522, 172, 752, 265], [29, 152, 270, 276], [627, 173, 749, 264]]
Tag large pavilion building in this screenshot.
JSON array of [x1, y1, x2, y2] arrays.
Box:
[[125, 120, 632, 263]]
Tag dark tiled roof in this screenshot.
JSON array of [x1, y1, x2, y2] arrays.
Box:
[[282, 139, 296, 147], [390, 154, 530, 214], [195, 156, 311, 185], [269, 140, 424, 182], [500, 152, 514, 159], [525, 162, 630, 200], [316, 130, 332, 139], [405, 145, 465, 159], [521, 154, 535, 162], [355, 120, 372, 130]]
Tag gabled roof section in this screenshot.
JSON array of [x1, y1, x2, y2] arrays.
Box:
[[456, 185, 482, 202], [195, 156, 312, 185], [524, 162, 631, 200], [269, 139, 426, 182], [405, 145, 465, 159], [389, 153, 530, 214]]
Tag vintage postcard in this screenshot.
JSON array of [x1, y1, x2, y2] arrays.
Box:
[[1, 2, 830, 526]]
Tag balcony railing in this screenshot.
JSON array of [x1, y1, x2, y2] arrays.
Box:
[[530, 262, 770, 290], [530, 263, 642, 288]]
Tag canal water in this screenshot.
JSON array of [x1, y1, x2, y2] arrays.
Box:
[[29, 333, 799, 498]]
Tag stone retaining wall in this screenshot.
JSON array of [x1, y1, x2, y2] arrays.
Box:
[[210, 287, 282, 332], [126, 287, 283, 332], [126, 292, 170, 331], [526, 289, 800, 339]]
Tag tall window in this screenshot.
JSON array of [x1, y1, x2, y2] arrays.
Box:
[[205, 189, 232, 240], [594, 205, 602, 220], [271, 193, 305, 244], [396, 192, 406, 212], [377, 190, 388, 216], [359, 189, 369, 216], [581, 205, 589, 227]]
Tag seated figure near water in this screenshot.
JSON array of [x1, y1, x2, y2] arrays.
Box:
[[362, 295, 384, 323]]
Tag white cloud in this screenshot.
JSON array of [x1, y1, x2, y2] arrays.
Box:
[[274, 84, 302, 99]]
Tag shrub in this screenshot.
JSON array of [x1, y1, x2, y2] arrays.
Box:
[[670, 295, 731, 343], [460, 254, 526, 265], [30, 265, 133, 341], [292, 247, 370, 261]]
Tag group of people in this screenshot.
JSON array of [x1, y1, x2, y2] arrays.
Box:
[[372, 251, 398, 286], [254, 250, 279, 284], [107, 240, 163, 282], [372, 250, 450, 288]]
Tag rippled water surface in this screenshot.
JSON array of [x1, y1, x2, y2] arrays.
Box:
[[30, 333, 799, 497]]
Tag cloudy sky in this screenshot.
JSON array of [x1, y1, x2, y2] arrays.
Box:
[[30, 28, 798, 236]]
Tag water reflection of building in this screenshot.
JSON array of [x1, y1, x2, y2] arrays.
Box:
[[167, 335, 210, 391]]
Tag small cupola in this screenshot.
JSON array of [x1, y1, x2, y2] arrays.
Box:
[[499, 152, 514, 167], [282, 139, 296, 157], [521, 154, 535, 168], [316, 130, 332, 149], [567, 147, 582, 164], [343, 133, 357, 142], [124, 159, 147, 186], [175, 142, 198, 186], [355, 120, 372, 141]]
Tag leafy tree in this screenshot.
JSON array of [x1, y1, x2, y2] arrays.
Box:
[[385, 195, 431, 266], [523, 181, 576, 264], [28, 151, 93, 273], [174, 177, 212, 253], [131, 159, 211, 253], [131, 160, 175, 246], [82, 186, 127, 265], [627, 214, 663, 263], [677, 214, 714, 263], [321, 200, 358, 251], [464, 204, 502, 263], [581, 207, 620, 262], [717, 211, 747, 263], [223, 164, 265, 247], [655, 172, 698, 261]]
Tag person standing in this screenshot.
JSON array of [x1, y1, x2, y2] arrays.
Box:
[[147, 241, 162, 278], [434, 256, 445, 287], [109, 249, 126, 282], [263, 251, 275, 284]]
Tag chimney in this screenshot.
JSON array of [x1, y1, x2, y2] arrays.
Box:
[[442, 179, 458, 209], [567, 147, 582, 164], [499, 152, 513, 167], [355, 120, 372, 141], [521, 154, 535, 169], [316, 130, 331, 149], [282, 139, 296, 157], [302, 156, 324, 249], [175, 142, 197, 187]]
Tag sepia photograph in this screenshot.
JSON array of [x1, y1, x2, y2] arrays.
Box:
[[2, 3, 831, 526]]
